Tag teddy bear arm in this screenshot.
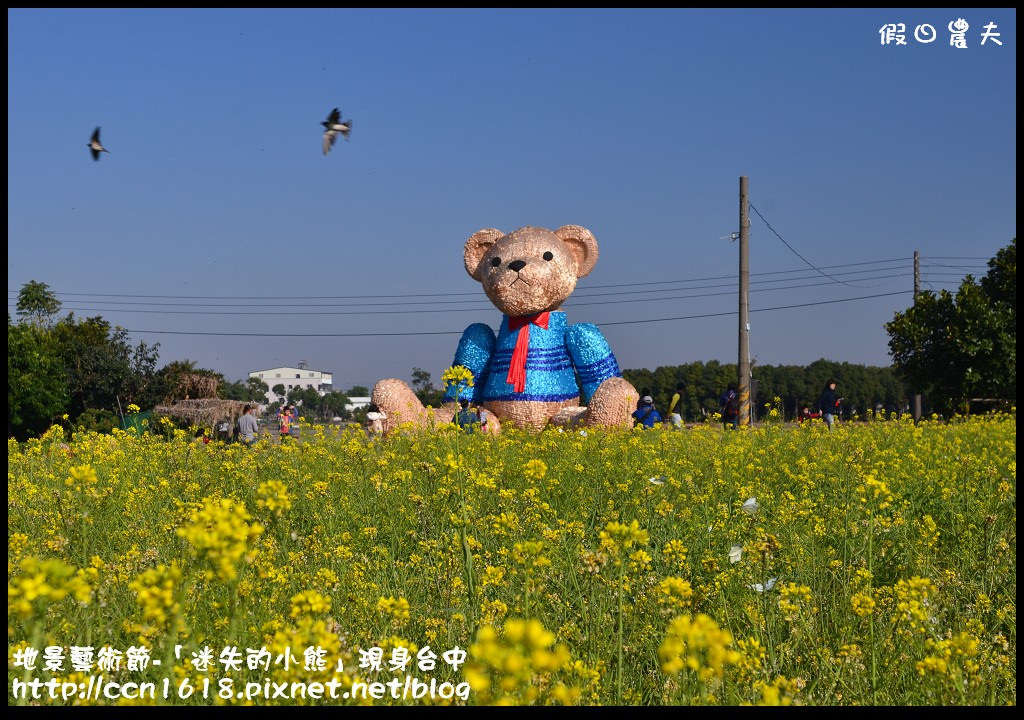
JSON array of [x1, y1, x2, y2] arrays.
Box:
[[441, 322, 497, 404], [566, 322, 624, 403]]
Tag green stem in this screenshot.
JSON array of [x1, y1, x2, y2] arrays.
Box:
[[868, 512, 876, 705], [761, 552, 776, 672], [523, 574, 530, 618], [453, 388, 477, 627], [616, 560, 625, 704], [17, 620, 44, 707], [228, 578, 240, 642], [589, 575, 596, 662]]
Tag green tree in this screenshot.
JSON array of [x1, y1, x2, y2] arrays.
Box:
[[411, 367, 443, 407], [246, 377, 270, 403], [221, 377, 269, 403], [346, 385, 370, 397], [8, 320, 69, 439], [221, 379, 248, 401], [322, 391, 353, 420], [16, 280, 62, 328], [625, 359, 906, 423], [886, 239, 1016, 415], [51, 314, 160, 418], [287, 386, 323, 418], [9, 282, 162, 437], [979, 239, 1017, 404]]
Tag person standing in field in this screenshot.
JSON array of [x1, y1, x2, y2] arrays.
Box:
[[636, 387, 652, 413], [237, 404, 259, 446], [365, 403, 387, 437], [666, 382, 685, 429], [817, 379, 841, 430], [632, 395, 662, 429], [278, 403, 293, 442], [452, 398, 478, 433], [719, 384, 739, 430], [473, 401, 492, 434]]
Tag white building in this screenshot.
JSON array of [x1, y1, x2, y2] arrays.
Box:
[[249, 361, 333, 404], [345, 396, 372, 412]]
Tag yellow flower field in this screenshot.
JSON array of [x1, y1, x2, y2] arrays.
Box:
[[7, 413, 1016, 705]]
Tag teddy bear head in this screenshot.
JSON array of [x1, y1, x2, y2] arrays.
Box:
[[463, 225, 599, 317]]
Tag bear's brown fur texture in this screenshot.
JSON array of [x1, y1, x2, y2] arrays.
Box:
[[372, 226, 638, 433]]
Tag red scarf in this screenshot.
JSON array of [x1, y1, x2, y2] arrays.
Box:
[[506, 311, 549, 393]]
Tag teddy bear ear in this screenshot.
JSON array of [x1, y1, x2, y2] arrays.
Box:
[[554, 225, 598, 278], [464, 228, 505, 282]]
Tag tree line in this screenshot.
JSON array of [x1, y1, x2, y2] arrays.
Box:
[[886, 238, 1015, 417], [622, 359, 906, 423], [260, 383, 369, 423], [403, 359, 906, 423], [9, 238, 1013, 439], [8, 282, 364, 440]]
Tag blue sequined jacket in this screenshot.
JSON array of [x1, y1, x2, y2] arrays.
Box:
[[442, 311, 623, 404]]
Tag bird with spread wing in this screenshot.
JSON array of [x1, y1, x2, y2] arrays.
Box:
[[88, 127, 110, 161], [321, 107, 352, 155]]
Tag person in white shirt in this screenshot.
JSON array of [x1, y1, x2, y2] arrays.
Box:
[[365, 403, 387, 436]]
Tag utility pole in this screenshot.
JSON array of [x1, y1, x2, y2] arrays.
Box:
[[912, 251, 922, 422], [738, 176, 751, 427]]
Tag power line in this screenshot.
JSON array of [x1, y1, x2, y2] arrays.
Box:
[[748, 202, 874, 288], [8, 258, 915, 301], [105, 290, 913, 337], [919, 260, 988, 273], [915, 271, 985, 277], [8, 273, 914, 317], [601, 291, 911, 326], [7, 269, 912, 310]]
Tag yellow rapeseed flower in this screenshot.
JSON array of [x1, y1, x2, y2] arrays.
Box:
[[466, 618, 576, 705], [523, 459, 548, 480], [851, 592, 876, 617], [176, 498, 264, 582], [128, 562, 183, 642], [291, 590, 332, 618], [8, 556, 92, 619], [377, 595, 411, 625], [256, 480, 294, 516], [659, 613, 740, 682], [655, 577, 694, 610], [600, 520, 649, 555]]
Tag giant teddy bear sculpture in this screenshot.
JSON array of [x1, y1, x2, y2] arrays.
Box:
[[371, 225, 639, 432]]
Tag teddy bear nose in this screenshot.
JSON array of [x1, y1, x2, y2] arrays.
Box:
[[507, 260, 526, 272]]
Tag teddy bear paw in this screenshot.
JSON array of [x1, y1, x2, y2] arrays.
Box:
[[582, 377, 639, 428], [371, 379, 428, 433], [549, 407, 587, 428]]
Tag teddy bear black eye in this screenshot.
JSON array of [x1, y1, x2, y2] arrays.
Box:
[[490, 257, 502, 268], [543, 251, 554, 261]]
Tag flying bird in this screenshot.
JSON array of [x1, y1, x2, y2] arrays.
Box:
[[88, 127, 110, 161], [321, 107, 352, 155]]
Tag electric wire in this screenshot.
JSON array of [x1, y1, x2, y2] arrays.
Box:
[[78, 290, 915, 337], [748, 202, 877, 288]]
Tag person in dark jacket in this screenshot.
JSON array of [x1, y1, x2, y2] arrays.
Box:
[[632, 396, 662, 429], [817, 379, 841, 430], [719, 384, 739, 430], [452, 398, 478, 433]]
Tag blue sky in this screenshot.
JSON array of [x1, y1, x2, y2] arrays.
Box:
[[7, 8, 1017, 391]]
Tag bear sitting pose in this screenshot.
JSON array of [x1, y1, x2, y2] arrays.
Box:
[[372, 225, 639, 432]]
